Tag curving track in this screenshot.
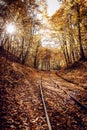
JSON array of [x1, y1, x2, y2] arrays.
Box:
[[39, 72, 87, 130], [0, 70, 87, 130]]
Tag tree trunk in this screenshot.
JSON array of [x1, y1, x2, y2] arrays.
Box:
[[34, 55, 37, 68], [76, 3, 85, 61]]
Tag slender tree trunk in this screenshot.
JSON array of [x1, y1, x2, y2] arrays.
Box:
[[58, 34, 69, 67], [22, 45, 30, 64], [64, 41, 71, 64], [77, 3, 85, 61], [34, 55, 37, 68], [34, 52, 39, 68], [19, 37, 24, 63], [69, 33, 76, 63]]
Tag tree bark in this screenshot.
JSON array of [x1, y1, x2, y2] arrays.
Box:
[[76, 3, 85, 61]]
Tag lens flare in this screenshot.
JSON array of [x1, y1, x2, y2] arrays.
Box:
[[6, 23, 16, 34]]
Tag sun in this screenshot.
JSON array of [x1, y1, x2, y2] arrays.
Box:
[[6, 23, 16, 34], [46, 0, 61, 16]]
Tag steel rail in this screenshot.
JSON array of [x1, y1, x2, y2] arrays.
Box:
[[49, 74, 87, 113], [56, 73, 85, 89], [40, 76, 52, 130]]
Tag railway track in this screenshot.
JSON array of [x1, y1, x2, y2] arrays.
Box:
[[49, 73, 87, 112], [40, 77, 52, 130], [39, 73, 87, 129], [1, 72, 86, 129], [55, 73, 87, 89]]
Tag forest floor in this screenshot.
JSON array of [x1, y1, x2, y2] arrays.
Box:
[[0, 48, 87, 130]]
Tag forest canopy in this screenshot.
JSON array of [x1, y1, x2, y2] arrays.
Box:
[[0, 0, 87, 70]]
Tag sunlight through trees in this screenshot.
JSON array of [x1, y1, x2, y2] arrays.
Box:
[[0, 0, 87, 70]]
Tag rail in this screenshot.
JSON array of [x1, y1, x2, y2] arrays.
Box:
[[49, 74, 87, 113], [40, 77, 52, 130]]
